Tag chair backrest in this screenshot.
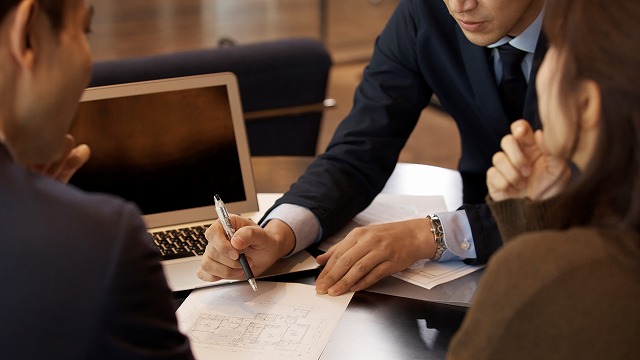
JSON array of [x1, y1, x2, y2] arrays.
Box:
[[89, 38, 332, 156]]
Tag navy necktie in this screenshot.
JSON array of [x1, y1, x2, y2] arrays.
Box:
[[497, 43, 528, 122]]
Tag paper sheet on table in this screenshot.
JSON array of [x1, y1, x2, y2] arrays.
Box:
[[393, 260, 483, 290], [177, 281, 354, 360], [317, 194, 448, 252], [317, 193, 483, 290]]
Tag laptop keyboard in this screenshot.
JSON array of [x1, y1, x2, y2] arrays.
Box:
[[150, 224, 210, 260]]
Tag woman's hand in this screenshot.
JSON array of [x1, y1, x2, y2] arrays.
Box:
[[487, 120, 571, 201]]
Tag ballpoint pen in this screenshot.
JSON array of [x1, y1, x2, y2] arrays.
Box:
[[214, 194, 258, 292]]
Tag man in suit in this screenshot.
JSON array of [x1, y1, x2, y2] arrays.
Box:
[[0, 0, 193, 357], [199, 0, 546, 296]]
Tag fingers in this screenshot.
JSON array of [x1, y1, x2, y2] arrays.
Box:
[[492, 148, 525, 187], [27, 135, 91, 184], [56, 144, 91, 183], [315, 230, 392, 296], [28, 135, 73, 177], [500, 131, 531, 178], [197, 218, 248, 282], [511, 120, 536, 146], [204, 222, 240, 260], [316, 242, 372, 296], [315, 220, 430, 296], [315, 246, 334, 266], [486, 165, 516, 201], [316, 245, 396, 296], [198, 240, 245, 282], [196, 268, 223, 282], [534, 129, 549, 155], [197, 215, 282, 283], [487, 122, 544, 200], [487, 137, 529, 200]]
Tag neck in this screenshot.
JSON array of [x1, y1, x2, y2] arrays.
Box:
[[510, 0, 545, 37]]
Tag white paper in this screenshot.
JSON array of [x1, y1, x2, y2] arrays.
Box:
[[177, 282, 354, 360], [317, 194, 448, 251], [393, 260, 484, 290]]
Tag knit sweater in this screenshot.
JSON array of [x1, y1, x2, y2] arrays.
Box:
[[447, 198, 640, 360]]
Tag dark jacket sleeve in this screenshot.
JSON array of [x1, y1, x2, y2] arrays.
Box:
[[89, 203, 193, 359], [261, 0, 434, 238], [460, 203, 503, 265]]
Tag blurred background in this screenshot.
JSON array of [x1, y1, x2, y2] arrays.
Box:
[[88, 0, 460, 169]]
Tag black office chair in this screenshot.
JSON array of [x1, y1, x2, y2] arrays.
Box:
[[89, 38, 333, 156]]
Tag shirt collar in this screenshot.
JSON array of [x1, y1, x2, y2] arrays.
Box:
[[487, 8, 544, 53]]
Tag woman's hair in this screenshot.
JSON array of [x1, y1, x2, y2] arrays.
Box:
[[544, 0, 640, 230], [1, 0, 68, 31]]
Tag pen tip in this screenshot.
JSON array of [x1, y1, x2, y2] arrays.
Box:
[[249, 278, 258, 292]]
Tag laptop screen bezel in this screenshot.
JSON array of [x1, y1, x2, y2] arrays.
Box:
[[75, 72, 258, 228]]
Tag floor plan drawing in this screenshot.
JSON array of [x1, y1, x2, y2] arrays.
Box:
[[177, 281, 353, 360], [186, 306, 325, 353]]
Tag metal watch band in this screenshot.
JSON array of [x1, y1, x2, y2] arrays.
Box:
[[428, 215, 447, 261]]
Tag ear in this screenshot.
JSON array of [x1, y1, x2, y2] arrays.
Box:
[[8, 0, 36, 70], [577, 79, 602, 131]]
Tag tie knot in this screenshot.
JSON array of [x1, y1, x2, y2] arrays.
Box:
[[497, 43, 527, 68]]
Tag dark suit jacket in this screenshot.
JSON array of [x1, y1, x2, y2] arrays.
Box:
[[0, 146, 192, 359], [266, 0, 547, 264]]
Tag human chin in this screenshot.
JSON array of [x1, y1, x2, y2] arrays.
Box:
[[458, 26, 503, 47]]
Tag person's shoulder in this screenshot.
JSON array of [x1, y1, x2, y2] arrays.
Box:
[[39, 174, 135, 216], [25, 172, 144, 238]]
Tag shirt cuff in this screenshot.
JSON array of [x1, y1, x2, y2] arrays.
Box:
[[260, 203, 322, 257], [434, 210, 477, 261]]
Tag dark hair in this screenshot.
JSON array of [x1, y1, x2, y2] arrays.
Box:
[[1, 0, 68, 31], [544, 0, 640, 230]]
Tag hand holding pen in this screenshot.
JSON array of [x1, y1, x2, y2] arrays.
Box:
[[214, 194, 258, 291]]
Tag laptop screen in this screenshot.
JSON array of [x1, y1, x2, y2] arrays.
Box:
[[69, 73, 258, 228]]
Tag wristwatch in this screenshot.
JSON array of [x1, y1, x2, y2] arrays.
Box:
[[427, 215, 447, 261]]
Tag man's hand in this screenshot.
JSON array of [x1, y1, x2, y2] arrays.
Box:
[[487, 120, 571, 201], [28, 134, 90, 184], [315, 218, 434, 296], [197, 216, 295, 282]]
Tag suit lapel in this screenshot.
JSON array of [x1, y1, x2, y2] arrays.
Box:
[[457, 29, 549, 130], [456, 28, 508, 126]]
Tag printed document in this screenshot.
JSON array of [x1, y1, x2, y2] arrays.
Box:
[[394, 260, 483, 290], [177, 282, 354, 360]]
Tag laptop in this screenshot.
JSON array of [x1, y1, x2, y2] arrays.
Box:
[[68, 73, 259, 291]]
